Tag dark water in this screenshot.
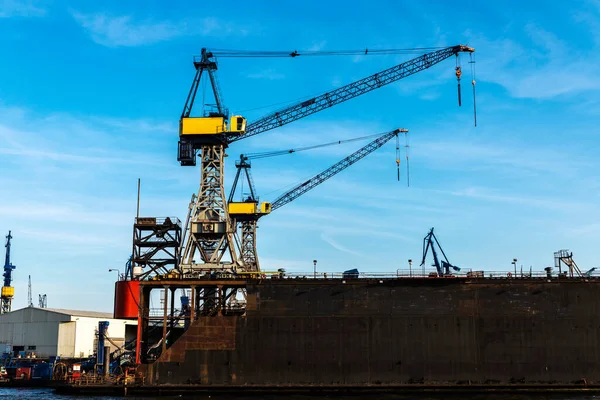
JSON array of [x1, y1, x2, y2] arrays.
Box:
[[1, 390, 599, 400]]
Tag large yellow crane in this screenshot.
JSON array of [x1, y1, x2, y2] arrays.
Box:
[[177, 45, 474, 275]]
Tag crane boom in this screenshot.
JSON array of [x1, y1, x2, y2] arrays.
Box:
[[271, 128, 407, 211], [232, 45, 473, 143]]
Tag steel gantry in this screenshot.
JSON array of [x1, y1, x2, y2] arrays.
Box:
[[177, 49, 247, 275], [177, 45, 474, 274]]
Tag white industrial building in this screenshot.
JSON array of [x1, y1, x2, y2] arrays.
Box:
[[0, 307, 137, 358]]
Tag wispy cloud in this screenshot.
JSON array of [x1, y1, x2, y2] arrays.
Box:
[[320, 232, 362, 256], [417, 137, 592, 178], [465, 20, 600, 99], [0, 146, 164, 166], [0, 0, 45, 18], [70, 11, 248, 47], [449, 186, 584, 211], [568, 222, 600, 236], [246, 68, 285, 80], [0, 201, 131, 226], [307, 41, 327, 52], [572, 0, 600, 46], [0, 104, 189, 311], [420, 91, 440, 101], [0, 110, 173, 168]]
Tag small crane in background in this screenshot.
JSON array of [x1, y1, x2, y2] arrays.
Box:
[[421, 228, 460, 277], [1, 231, 16, 314], [38, 294, 47, 308]]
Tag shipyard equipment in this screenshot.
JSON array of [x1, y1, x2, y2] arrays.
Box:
[[1, 231, 15, 314], [177, 45, 474, 274], [97, 321, 110, 376], [228, 129, 408, 270], [131, 46, 475, 365], [38, 294, 47, 308], [554, 249, 582, 277], [420, 228, 460, 277]]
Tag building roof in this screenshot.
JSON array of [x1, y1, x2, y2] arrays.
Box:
[[43, 308, 113, 319]]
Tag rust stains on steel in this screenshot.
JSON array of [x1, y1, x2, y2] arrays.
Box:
[[162, 318, 238, 363], [138, 277, 600, 387]]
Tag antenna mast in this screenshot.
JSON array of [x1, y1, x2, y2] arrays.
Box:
[[27, 275, 33, 307]]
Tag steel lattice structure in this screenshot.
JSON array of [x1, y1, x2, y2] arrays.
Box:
[[180, 145, 240, 274], [132, 217, 182, 280], [178, 45, 474, 273], [234, 46, 472, 142], [271, 129, 405, 210]]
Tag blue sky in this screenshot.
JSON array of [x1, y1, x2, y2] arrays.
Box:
[[1, 0, 599, 311]]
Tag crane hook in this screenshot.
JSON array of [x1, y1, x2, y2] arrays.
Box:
[[455, 66, 462, 107], [405, 131, 410, 187], [395, 133, 400, 182]]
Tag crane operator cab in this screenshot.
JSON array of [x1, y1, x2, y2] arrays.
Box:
[[179, 115, 247, 137], [178, 114, 247, 166], [228, 201, 271, 222]]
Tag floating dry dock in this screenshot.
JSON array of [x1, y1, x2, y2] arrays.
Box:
[[57, 274, 600, 396]]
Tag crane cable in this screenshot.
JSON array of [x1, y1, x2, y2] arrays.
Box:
[[210, 47, 447, 58], [405, 131, 410, 187], [455, 54, 462, 107], [243, 131, 391, 160], [256, 130, 411, 197], [470, 53, 477, 127], [396, 134, 400, 182]]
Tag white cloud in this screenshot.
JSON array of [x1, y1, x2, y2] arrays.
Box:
[[70, 11, 248, 47], [0, 0, 45, 18]]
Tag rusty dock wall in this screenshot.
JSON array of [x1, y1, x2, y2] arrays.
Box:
[[140, 277, 600, 387]]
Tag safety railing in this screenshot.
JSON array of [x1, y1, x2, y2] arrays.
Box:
[[146, 269, 600, 282], [134, 216, 181, 225], [270, 269, 600, 280]]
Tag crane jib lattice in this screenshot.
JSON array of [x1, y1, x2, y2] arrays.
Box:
[[234, 46, 472, 143], [270, 128, 407, 211]]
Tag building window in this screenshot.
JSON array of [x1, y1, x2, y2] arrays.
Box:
[[27, 346, 36, 350]]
